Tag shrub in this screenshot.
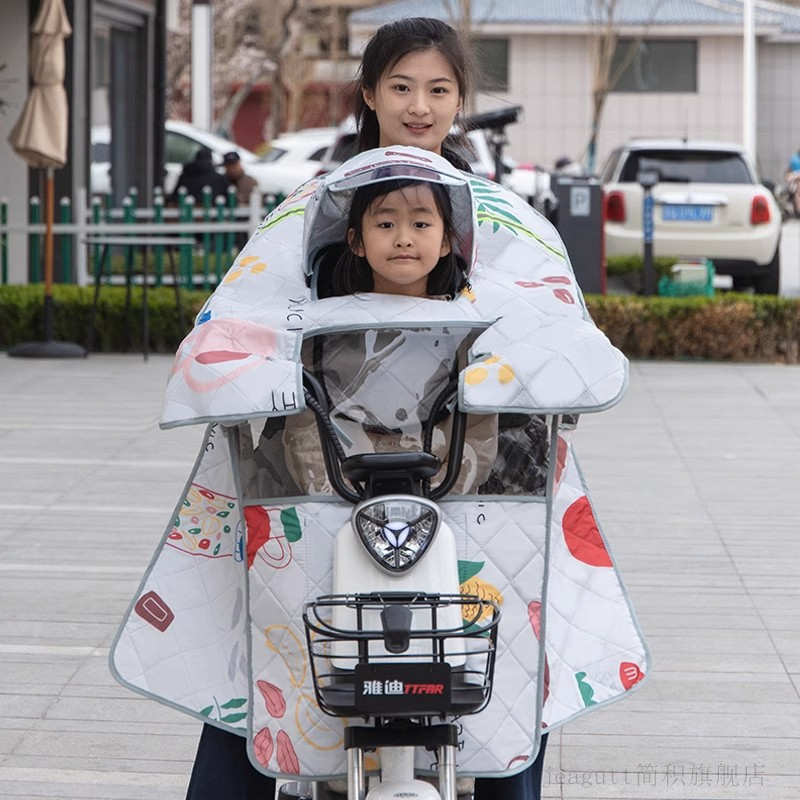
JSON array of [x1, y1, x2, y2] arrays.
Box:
[[2, 285, 800, 363], [586, 294, 800, 362], [0, 285, 208, 353]]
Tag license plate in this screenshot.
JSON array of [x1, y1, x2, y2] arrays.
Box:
[[662, 204, 713, 222]]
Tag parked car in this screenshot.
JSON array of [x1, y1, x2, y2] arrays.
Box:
[[91, 121, 336, 199], [259, 127, 337, 196], [601, 139, 782, 293]]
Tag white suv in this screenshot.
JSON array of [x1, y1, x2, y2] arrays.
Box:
[[601, 139, 782, 293]]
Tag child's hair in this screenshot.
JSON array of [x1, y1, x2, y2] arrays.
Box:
[[317, 178, 468, 299], [354, 17, 477, 170]]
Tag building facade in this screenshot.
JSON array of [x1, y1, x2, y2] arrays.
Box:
[[351, 0, 800, 182], [0, 0, 166, 283]]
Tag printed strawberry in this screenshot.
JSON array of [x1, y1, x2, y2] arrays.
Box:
[[561, 496, 612, 567], [276, 729, 300, 774], [527, 601, 550, 705], [253, 727, 274, 766], [527, 601, 543, 640], [619, 661, 646, 690], [257, 679, 287, 718]]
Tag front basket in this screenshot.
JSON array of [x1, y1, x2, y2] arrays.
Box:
[[302, 592, 500, 720]]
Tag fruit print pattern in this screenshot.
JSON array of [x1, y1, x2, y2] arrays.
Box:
[[168, 318, 280, 395], [223, 254, 269, 285], [244, 506, 303, 569], [111, 145, 646, 779], [458, 560, 503, 623], [463, 355, 516, 389], [514, 274, 577, 306], [527, 601, 550, 710], [257, 680, 287, 718], [561, 495, 612, 568], [620, 661, 646, 690], [166, 484, 237, 558]]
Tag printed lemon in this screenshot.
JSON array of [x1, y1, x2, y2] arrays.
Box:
[[460, 575, 504, 621]]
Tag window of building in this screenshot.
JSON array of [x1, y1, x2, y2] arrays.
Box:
[[611, 39, 697, 93], [475, 38, 509, 92], [93, 28, 111, 90]]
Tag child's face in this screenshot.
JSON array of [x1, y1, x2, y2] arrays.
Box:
[[350, 184, 451, 297], [363, 48, 463, 155]]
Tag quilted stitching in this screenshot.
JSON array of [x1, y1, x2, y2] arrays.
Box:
[[158, 148, 627, 430], [111, 146, 647, 780]]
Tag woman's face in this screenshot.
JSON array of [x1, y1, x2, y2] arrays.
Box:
[[362, 48, 463, 155]]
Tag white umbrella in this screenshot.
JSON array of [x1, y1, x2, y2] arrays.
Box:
[[8, 0, 84, 357]]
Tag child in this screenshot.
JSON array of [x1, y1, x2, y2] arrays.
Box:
[[316, 177, 467, 300], [283, 174, 495, 499]]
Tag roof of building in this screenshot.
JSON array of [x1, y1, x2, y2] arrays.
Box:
[[351, 0, 800, 34]]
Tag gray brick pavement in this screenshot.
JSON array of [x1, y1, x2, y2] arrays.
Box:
[[1, 354, 798, 799]]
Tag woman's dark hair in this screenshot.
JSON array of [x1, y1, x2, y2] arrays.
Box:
[[354, 17, 477, 171], [317, 178, 468, 299]]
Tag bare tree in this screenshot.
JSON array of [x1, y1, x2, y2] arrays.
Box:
[[585, 0, 661, 172], [166, 0, 384, 144], [213, 1, 275, 138], [441, 0, 477, 110], [166, 0, 273, 130]]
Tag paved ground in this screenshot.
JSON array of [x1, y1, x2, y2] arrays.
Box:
[[1, 354, 799, 800]]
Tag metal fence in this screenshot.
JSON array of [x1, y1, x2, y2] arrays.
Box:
[[0, 185, 283, 290]]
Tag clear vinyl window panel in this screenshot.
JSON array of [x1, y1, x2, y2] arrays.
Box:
[[234, 328, 557, 501]]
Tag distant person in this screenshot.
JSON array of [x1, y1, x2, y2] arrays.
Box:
[[170, 146, 229, 207], [787, 147, 800, 216], [553, 155, 583, 177], [223, 151, 258, 205]]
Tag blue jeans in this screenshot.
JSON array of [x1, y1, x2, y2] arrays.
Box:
[[187, 723, 548, 799]]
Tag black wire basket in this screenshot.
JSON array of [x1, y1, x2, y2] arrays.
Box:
[[302, 592, 500, 720]]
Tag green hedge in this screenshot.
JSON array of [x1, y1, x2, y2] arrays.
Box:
[[0, 285, 209, 354], [2, 284, 800, 363], [586, 293, 800, 362], [605, 255, 680, 279]]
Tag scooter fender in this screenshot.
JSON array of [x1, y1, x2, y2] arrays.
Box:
[[366, 779, 441, 799]]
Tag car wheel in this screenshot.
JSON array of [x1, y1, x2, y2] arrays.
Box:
[[753, 249, 780, 295]]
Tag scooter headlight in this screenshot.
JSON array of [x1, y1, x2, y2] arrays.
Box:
[[353, 495, 440, 574]]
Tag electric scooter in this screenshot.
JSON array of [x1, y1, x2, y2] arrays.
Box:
[[278, 368, 501, 800]]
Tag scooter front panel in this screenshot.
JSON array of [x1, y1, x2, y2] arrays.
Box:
[[244, 497, 548, 779]]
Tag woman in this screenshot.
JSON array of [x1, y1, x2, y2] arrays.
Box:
[[187, 17, 553, 800]]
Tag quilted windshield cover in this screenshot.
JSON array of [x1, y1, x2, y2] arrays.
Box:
[[110, 146, 648, 783], [160, 146, 627, 428]]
